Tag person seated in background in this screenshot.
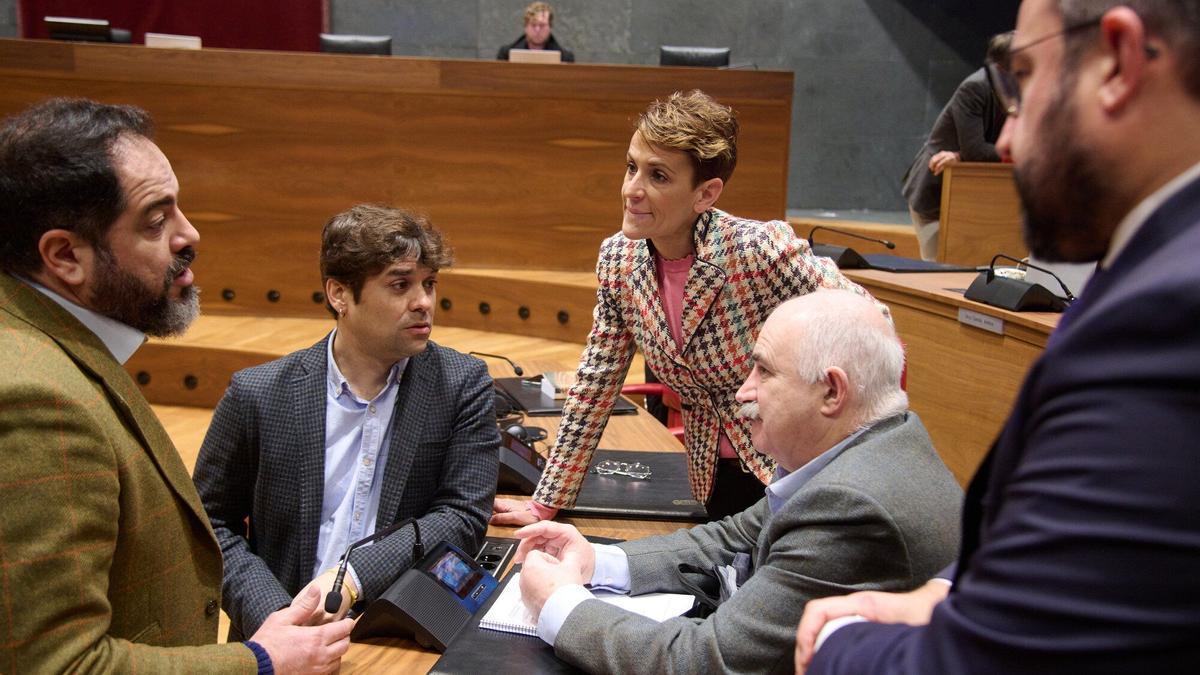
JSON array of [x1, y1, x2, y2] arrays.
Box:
[[497, 1, 575, 62], [513, 290, 962, 673], [798, 1, 1200, 672], [492, 90, 884, 527], [193, 204, 499, 640], [0, 97, 349, 672], [901, 31, 1012, 260]]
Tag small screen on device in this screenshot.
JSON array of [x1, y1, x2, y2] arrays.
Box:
[[429, 549, 483, 598]]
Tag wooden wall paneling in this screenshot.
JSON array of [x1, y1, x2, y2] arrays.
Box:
[[0, 40, 793, 292]]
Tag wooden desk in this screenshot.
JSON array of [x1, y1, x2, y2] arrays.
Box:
[[845, 269, 1058, 485], [0, 39, 793, 318], [938, 162, 1025, 265]]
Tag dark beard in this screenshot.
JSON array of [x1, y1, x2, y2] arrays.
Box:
[[1014, 82, 1118, 263], [90, 245, 200, 337]]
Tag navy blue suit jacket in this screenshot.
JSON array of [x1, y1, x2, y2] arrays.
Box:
[[812, 173, 1200, 673]]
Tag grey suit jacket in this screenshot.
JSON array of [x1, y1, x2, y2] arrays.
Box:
[[193, 336, 499, 637], [554, 412, 962, 674]]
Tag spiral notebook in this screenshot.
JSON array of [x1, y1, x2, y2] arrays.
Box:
[[479, 572, 694, 636]]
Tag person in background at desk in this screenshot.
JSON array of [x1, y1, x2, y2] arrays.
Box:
[[512, 290, 962, 673], [798, 1, 1200, 672], [193, 204, 499, 640], [0, 98, 349, 672], [492, 89, 881, 526], [497, 1, 575, 62], [901, 31, 1012, 260]]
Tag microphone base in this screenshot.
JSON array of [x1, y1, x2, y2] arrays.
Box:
[[810, 244, 870, 269], [964, 272, 1068, 313]]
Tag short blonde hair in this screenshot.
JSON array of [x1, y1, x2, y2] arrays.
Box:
[[636, 90, 739, 185], [524, 2, 553, 24]]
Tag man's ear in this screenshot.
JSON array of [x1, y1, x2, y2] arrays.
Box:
[[36, 229, 93, 288], [692, 177, 725, 214], [1097, 7, 1153, 114], [820, 367, 850, 417], [325, 277, 350, 317]]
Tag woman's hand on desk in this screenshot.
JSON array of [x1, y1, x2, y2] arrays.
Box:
[[491, 497, 558, 526]]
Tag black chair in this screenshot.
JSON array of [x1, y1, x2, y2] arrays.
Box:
[[659, 45, 731, 68], [45, 16, 131, 43], [319, 33, 392, 56]]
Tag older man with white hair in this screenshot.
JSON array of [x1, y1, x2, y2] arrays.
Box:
[[511, 290, 962, 674]]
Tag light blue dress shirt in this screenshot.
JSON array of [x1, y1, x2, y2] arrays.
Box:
[[537, 416, 906, 646], [313, 330, 408, 590]]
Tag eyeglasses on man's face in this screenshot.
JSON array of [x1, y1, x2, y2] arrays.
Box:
[[985, 16, 1102, 116]]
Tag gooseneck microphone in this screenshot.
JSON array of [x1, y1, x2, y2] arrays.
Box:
[[807, 225, 897, 250], [987, 253, 1077, 301], [324, 517, 424, 614], [468, 351, 524, 376]]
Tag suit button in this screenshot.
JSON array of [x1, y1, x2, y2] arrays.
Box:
[[205, 599, 219, 617]]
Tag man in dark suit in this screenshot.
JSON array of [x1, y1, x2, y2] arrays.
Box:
[[512, 290, 962, 673], [901, 32, 1011, 260], [0, 98, 350, 672], [798, 1, 1200, 672], [497, 1, 575, 62], [194, 204, 500, 639]]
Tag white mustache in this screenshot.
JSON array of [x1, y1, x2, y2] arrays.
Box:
[[739, 402, 760, 420]]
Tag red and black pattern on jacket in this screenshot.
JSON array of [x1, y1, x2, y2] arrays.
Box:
[[533, 209, 880, 509]]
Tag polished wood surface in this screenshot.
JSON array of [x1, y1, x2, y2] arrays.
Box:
[[845, 269, 1057, 485], [937, 162, 1025, 265], [0, 38, 793, 318]]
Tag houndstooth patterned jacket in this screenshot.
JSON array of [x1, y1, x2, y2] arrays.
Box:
[[533, 209, 878, 509]]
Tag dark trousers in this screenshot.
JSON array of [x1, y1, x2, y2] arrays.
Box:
[[706, 458, 768, 520]]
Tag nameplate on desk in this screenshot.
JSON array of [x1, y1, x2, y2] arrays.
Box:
[[957, 308, 1004, 335]]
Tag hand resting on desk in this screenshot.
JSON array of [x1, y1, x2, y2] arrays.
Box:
[[492, 497, 559, 526]]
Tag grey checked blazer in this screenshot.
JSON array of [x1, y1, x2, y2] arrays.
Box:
[[553, 412, 962, 674], [193, 337, 499, 638]]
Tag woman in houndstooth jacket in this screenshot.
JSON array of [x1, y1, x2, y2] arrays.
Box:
[[493, 90, 877, 524]]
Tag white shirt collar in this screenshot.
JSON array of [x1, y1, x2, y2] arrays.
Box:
[[23, 278, 146, 365], [1102, 160, 1200, 269]]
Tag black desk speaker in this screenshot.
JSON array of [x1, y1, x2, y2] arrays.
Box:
[[351, 542, 498, 652]]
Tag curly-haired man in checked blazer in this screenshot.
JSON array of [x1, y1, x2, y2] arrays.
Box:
[[194, 204, 500, 640]]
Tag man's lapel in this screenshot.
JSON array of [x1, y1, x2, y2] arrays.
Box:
[[293, 340, 329, 577], [376, 348, 435, 526], [0, 274, 215, 536]]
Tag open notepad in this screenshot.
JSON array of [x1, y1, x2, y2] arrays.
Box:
[[479, 572, 695, 637]]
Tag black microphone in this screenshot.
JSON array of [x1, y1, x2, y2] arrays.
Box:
[[469, 351, 524, 376], [987, 253, 1076, 301], [324, 517, 424, 614], [806, 225, 896, 250]]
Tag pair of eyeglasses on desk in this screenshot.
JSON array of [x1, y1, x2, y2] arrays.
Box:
[[591, 460, 652, 480]]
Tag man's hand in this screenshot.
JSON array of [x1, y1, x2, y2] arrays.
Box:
[[492, 497, 556, 526], [291, 567, 358, 625], [794, 580, 950, 673], [518, 549, 587, 617], [928, 150, 961, 175], [251, 585, 353, 674], [514, 521, 596, 582]]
